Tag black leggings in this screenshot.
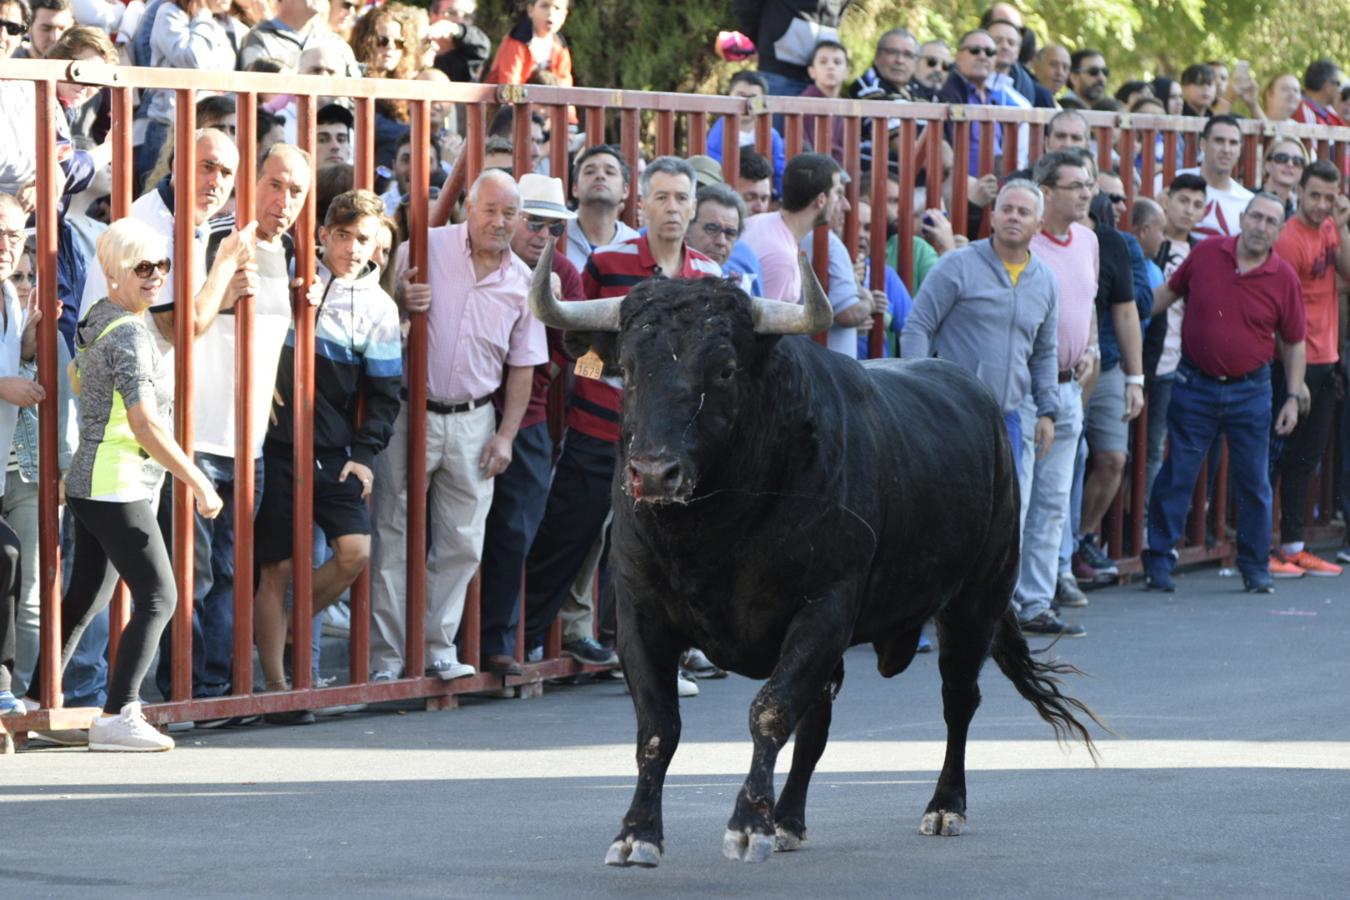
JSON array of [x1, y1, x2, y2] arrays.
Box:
[[1272, 363, 1338, 544], [0, 515, 21, 694], [27, 497, 177, 714]]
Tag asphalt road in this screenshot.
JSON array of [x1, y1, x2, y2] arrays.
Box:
[[5, 562, 1349, 899]]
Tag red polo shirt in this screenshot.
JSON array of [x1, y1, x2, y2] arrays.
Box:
[[1169, 235, 1306, 378]]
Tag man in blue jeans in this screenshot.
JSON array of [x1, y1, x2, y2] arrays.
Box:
[[1144, 193, 1307, 593]]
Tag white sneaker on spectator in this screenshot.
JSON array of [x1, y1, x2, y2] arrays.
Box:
[[677, 671, 699, 698], [428, 657, 475, 680], [88, 702, 174, 752], [371, 670, 398, 683]]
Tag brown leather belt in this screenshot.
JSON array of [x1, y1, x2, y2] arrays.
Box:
[[1057, 369, 1075, 383]]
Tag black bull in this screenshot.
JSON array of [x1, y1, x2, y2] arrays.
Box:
[[530, 244, 1101, 868]]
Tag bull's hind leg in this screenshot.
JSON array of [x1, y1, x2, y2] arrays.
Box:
[[920, 611, 999, 837], [605, 596, 685, 868], [771, 660, 844, 852], [724, 602, 850, 863]]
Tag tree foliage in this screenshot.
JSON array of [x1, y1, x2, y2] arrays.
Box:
[[470, 1, 1350, 98]]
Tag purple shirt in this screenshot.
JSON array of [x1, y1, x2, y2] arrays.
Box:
[[416, 223, 548, 402]]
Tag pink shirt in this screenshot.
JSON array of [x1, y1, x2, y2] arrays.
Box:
[[741, 212, 801, 302], [1030, 223, 1099, 371], [416, 224, 548, 402]]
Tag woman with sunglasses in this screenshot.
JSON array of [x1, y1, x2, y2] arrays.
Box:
[[351, 5, 420, 147], [25, 220, 222, 752], [1261, 137, 1309, 219]]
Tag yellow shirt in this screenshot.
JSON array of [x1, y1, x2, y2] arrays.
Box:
[[1002, 257, 1028, 286]]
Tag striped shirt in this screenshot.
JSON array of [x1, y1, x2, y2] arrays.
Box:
[[571, 236, 720, 443]]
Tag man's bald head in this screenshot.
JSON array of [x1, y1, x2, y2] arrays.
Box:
[[174, 128, 240, 224]]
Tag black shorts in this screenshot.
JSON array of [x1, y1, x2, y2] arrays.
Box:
[[255, 442, 371, 565]]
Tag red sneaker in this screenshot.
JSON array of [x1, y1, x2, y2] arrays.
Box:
[[1284, 550, 1343, 577]]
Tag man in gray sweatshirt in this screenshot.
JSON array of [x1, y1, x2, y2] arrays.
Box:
[[901, 178, 1060, 460]]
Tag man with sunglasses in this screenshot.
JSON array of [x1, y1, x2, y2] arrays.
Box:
[[477, 173, 586, 676], [1266, 159, 1350, 577], [0, 0, 27, 58], [914, 40, 952, 93], [938, 29, 1018, 176], [1066, 49, 1110, 106], [371, 170, 547, 685]]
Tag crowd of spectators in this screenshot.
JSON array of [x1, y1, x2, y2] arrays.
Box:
[[1, 0, 1349, 744]]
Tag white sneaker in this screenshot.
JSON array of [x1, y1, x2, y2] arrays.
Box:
[[677, 671, 699, 698], [88, 702, 174, 752], [320, 603, 351, 638], [429, 658, 476, 681]]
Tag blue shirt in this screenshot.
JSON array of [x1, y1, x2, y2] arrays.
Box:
[[856, 261, 913, 359], [706, 118, 786, 195], [724, 241, 765, 296]]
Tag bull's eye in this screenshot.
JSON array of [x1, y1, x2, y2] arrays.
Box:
[[718, 364, 737, 382]]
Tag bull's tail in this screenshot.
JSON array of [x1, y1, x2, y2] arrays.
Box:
[[989, 607, 1109, 763]]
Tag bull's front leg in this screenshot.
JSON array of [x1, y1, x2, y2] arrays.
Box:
[[724, 597, 852, 863], [605, 590, 684, 868]]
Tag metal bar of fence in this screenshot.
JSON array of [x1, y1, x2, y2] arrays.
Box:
[[170, 89, 197, 703], [784, 113, 803, 160], [868, 117, 889, 360], [290, 95, 317, 693], [620, 107, 640, 229], [895, 119, 917, 291], [723, 113, 741, 202], [755, 107, 773, 161], [687, 112, 708, 156], [353, 96, 376, 191], [549, 103, 570, 192], [656, 109, 675, 157], [977, 121, 995, 239], [405, 98, 431, 683], [584, 105, 605, 148], [512, 100, 535, 179], [1139, 128, 1157, 199], [34, 78, 62, 709], [951, 120, 971, 239], [232, 90, 258, 697]]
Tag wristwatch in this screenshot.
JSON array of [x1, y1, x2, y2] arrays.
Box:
[[1123, 374, 1145, 386]]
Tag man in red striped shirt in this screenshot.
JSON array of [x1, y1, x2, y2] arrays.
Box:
[[522, 157, 721, 663]]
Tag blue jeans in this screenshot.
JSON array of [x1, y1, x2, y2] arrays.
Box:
[[1145, 373, 1175, 500], [1144, 362, 1273, 580], [1058, 432, 1088, 576], [155, 453, 264, 699], [1015, 382, 1084, 619]]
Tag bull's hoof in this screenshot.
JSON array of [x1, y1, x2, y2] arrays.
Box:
[[919, 811, 965, 836], [723, 828, 775, 863], [605, 836, 662, 868], [774, 824, 805, 852]]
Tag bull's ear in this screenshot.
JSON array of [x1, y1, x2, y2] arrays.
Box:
[[564, 331, 622, 377]]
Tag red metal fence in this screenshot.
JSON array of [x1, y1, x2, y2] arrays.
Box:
[[0, 59, 1344, 739]]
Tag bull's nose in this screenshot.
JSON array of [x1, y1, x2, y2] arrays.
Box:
[[627, 456, 685, 502]]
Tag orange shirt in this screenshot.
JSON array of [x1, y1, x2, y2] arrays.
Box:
[[1274, 215, 1341, 364]]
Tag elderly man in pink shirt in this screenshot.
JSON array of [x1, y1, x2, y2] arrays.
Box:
[[370, 169, 549, 682]]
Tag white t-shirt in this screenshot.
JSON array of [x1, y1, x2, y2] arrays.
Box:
[[192, 239, 293, 458], [1156, 238, 1192, 376], [0, 282, 28, 497], [1168, 167, 1253, 240]]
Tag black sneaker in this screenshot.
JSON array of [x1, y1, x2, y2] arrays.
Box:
[[1077, 534, 1119, 577], [1020, 612, 1086, 638], [562, 637, 619, 667], [263, 709, 316, 726], [1243, 575, 1275, 594]]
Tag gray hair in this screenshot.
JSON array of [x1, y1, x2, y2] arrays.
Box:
[[920, 39, 950, 54], [467, 168, 520, 205], [1128, 196, 1164, 229], [694, 182, 747, 228], [997, 178, 1044, 219], [639, 155, 697, 198], [878, 27, 917, 48], [1046, 109, 1089, 138], [1244, 191, 1286, 215]]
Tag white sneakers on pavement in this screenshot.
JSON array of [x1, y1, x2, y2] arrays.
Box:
[[88, 702, 174, 752]]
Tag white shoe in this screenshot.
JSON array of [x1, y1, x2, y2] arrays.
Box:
[[320, 603, 351, 638], [88, 702, 174, 752], [677, 671, 699, 698], [429, 658, 476, 681]]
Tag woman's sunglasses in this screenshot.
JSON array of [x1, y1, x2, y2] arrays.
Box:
[[132, 259, 171, 278], [0, 20, 26, 37], [1267, 152, 1306, 168], [376, 36, 405, 50]]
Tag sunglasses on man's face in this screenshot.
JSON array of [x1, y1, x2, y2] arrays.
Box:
[[132, 259, 171, 279], [0, 20, 26, 36], [524, 217, 566, 237], [1106, 193, 1126, 204], [923, 57, 952, 71], [1076, 66, 1109, 78], [1268, 152, 1306, 168], [961, 46, 997, 58]]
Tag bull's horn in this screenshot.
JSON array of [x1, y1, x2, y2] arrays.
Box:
[[528, 238, 623, 332], [750, 253, 835, 335]]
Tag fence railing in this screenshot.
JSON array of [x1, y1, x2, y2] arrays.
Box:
[[0, 59, 1344, 742]]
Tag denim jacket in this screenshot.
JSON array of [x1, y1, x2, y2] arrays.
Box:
[[10, 343, 78, 482]]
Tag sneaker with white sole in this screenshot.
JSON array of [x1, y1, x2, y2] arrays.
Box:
[[0, 691, 25, 715], [677, 670, 699, 697], [1336, 546, 1350, 564], [88, 702, 174, 752], [428, 658, 476, 680], [370, 670, 398, 683]]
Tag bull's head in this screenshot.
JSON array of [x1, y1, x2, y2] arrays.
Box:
[[530, 239, 832, 505]]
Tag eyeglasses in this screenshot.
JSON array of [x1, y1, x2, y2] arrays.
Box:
[[131, 259, 171, 278], [878, 47, 917, 60], [922, 57, 952, 71], [9, 270, 33, 284], [340, 0, 359, 9], [1052, 181, 1093, 193], [524, 216, 566, 237], [0, 20, 26, 36], [1075, 66, 1110, 78], [698, 221, 739, 241], [961, 46, 997, 58], [0, 228, 25, 247], [1268, 152, 1306, 168], [375, 36, 405, 50], [1106, 193, 1126, 204]]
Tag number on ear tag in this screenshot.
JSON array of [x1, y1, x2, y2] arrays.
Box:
[[574, 349, 605, 380]]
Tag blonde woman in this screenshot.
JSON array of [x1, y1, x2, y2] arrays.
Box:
[[26, 220, 222, 751]]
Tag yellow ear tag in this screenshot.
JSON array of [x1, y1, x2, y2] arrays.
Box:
[[574, 349, 605, 380]]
